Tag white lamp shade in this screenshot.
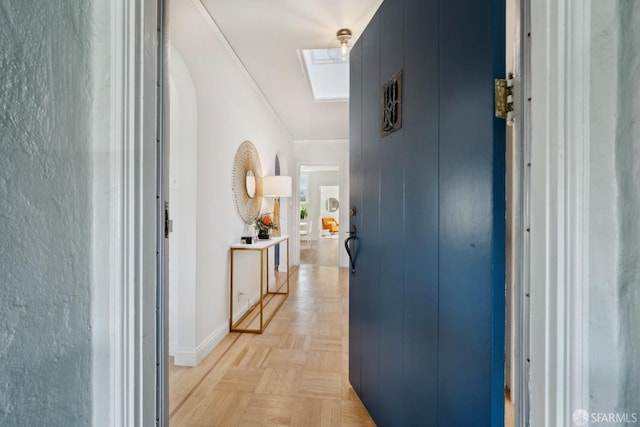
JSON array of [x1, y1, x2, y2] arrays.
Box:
[[261, 176, 292, 197]]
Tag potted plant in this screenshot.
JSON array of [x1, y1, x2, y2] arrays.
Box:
[[300, 205, 308, 220], [255, 212, 278, 239]]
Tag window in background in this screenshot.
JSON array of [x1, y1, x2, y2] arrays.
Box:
[[299, 175, 308, 203]]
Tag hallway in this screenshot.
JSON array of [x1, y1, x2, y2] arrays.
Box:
[[168, 265, 374, 426]]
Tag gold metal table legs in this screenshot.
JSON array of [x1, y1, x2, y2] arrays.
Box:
[[229, 236, 289, 333]]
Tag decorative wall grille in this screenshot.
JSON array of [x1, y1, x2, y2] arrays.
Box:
[[381, 70, 403, 137]]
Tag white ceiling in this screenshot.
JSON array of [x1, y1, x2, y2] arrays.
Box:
[[199, 0, 382, 142]]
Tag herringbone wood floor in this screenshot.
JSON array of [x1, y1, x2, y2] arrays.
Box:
[[169, 265, 375, 427]]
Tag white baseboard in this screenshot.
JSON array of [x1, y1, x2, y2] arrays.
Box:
[[168, 340, 177, 357], [170, 322, 228, 367]]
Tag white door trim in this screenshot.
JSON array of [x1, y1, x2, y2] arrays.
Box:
[[529, 0, 591, 425], [93, 0, 160, 425]]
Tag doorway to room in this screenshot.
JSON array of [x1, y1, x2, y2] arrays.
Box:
[[160, 0, 529, 425], [298, 165, 342, 267]]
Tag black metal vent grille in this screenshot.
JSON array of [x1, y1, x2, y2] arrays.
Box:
[[381, 70, 403, 137]]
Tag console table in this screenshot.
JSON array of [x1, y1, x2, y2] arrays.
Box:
[[229, 236, 289, 333]]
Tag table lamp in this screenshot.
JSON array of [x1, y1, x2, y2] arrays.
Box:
[[261, 176, 292, 237]]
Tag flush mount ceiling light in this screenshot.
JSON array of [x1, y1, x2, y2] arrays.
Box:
[[328, 28, 353, 63]]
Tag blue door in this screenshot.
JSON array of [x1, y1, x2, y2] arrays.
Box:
[[348, 0, 505, 425]]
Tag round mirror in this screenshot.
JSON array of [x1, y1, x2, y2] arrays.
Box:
[[232, 141, 263, 224], [325, 197, 340, 212], [245, 170, 256, 198]]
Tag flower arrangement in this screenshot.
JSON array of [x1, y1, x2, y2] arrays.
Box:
[[255, 212, 278, 239], [300, 205, 308, 220]]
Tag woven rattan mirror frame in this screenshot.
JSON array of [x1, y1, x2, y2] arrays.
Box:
[[232, 141, 263, 224]]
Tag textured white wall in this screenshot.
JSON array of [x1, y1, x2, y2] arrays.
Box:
[[589, 0, 622, 413], [589, 0, 640, 415], [169, 0, 294, 365], [615, 0, 640, 414], [0, 1, 93, 425]]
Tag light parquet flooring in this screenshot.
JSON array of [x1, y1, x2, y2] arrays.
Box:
[[169, 265, 375, 427], [300, 236, 339, 266]]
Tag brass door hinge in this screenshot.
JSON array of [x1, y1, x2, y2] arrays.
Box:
[[495, 74, 514, 124]]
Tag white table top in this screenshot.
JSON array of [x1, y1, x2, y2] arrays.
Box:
[[230, 235, 288, 249]]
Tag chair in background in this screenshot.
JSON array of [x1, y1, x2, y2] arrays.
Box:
[[300, 221, 313, 248], [321, 217, 339, 234]]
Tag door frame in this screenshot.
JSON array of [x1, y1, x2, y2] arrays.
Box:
[[510, 0, 531, 424], [157, 0, 170, 423], [295, 159, 349, 268], [528, 0, 591, 425], [97, 0, 164, 424], [102, 0, 593, 424]]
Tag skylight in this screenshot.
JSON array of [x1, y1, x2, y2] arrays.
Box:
[[301, 48, 350, 101]]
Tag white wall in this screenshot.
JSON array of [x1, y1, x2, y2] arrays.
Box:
[[294, 140, 349, 267], [0, 2, 94, 424], [169, 0, 294, 366], [615, 2, 640, 413], [168, 48, 198, 361], [589, 0, 622, 413], [589, 0, 640, 415]]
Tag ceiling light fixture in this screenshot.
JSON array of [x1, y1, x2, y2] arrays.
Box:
[[328, 28, 353, 63], [336, 28, 352, 56]]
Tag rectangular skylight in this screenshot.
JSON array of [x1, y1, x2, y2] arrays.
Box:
[[301, 48, 350, 101]]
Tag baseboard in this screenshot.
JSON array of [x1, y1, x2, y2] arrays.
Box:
[[171, 322, 228, 367]]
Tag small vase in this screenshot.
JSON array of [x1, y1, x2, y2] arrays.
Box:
[[257, 229, 270, 240]]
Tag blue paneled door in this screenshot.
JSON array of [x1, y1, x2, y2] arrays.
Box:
[[348, 0, 505, 425]]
